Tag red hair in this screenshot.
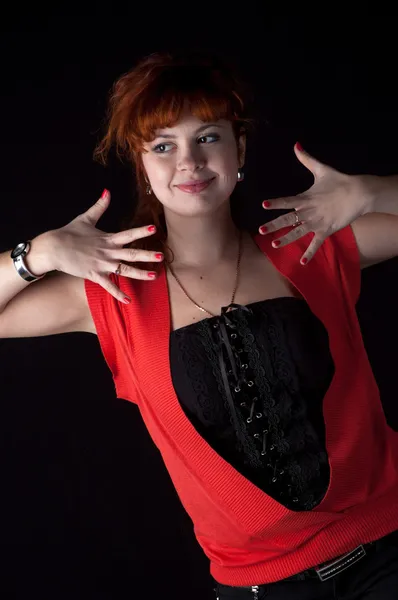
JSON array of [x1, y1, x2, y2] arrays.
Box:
[[94, 51, 253, 267]]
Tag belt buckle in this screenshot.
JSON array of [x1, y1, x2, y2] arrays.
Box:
[[315, 544, 367, 582]]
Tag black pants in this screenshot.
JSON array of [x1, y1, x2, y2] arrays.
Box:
[[213, 530, 398, 599]]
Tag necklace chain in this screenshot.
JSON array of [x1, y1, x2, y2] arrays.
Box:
[[167, 230, 243, 317]]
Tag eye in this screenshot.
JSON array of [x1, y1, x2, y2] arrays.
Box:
[[152, 142, 174, 154], [197, 133, 220, 144]]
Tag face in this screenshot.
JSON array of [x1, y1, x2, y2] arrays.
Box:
[[141, 111, 245, 217]]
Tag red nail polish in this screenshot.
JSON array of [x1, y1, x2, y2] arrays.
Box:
[[272, 240, 281, 247], [296, 142, 304, 152], [122, 297, 131, 304], [148, 225, 156, 233], [155, 253, 163, 260], [148, 272, 157, 279], [301, 257, 308, 265], [263, 201, 271, 208], [259, 226, 268, 234], [101, 188, 109, 198]]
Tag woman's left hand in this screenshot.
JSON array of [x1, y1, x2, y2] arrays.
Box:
[[259, 143, 374, 265]]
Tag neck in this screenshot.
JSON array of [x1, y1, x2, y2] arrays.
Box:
[[163, 204, 241, 269]]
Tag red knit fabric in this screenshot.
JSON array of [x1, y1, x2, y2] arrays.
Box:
[[85, 225, 398, 586]]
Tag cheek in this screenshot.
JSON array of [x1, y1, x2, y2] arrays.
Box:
[[144, 156, 173, 185], [215, 147, 239, 173], [145, 160, 177, 202], [155, 164, 175, 189], [216, 152, 239, 185]]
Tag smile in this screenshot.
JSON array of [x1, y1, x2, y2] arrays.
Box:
[[175, 178, 215, 194]]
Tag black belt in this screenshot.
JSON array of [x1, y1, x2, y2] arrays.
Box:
[[214, 530, 398, 598], [284, 540, 375, 582]]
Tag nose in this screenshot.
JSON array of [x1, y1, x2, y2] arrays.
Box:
[[176, 143, 205, 172]]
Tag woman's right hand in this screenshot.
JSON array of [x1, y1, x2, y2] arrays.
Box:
[[35, 189, 163, 303]]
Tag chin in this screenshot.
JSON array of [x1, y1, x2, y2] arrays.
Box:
[[164, 198, 228, 218]]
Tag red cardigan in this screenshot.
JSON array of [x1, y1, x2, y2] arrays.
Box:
[[85, 225, 398, 586]]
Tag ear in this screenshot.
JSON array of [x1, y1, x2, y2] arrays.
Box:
[[238, 130, 246, 167]]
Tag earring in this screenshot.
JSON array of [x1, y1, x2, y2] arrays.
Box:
[[146, 184, 152, 195], [237, 168, 244, 182]]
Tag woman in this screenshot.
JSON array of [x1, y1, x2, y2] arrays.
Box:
[[1, 51, 398, 599]]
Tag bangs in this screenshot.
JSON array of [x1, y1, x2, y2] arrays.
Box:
[[132, 65, 244, 145]]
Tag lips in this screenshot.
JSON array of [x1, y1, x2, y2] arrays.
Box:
[[175, 178, 214, 194]]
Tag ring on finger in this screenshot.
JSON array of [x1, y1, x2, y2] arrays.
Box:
[[115, 262, 123, 275], [293, 210, 302, 227]]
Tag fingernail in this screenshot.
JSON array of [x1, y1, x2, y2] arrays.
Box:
[[301, 257, 308, 265], [122, 297, 131, 304], [272, 240, 281, 247], [148, 272, 157, 279], [295, 142, 304, 152], [262, 201, 271, 208], [155, 253, 164, 261], [101, 188, 109, 198], [148, 225, 156, 233], [259, 226, 268, 234]]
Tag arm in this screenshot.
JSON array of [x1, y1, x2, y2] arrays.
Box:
[[351, 212, 398, 270], [0, 232, 95, 338], [351, 174, 398, 269]]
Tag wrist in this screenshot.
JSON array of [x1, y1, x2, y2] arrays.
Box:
[[362, 174, 398, 215], [356, 174, 381, 215], [24, 231, 58, 276]]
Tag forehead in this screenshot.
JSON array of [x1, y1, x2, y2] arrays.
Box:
[[154, 113, 229, 136]]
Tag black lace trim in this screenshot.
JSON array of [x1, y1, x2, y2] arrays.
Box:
[[170, 298, 333, 512]]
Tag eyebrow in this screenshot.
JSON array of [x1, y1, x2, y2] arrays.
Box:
[[154, 123, 224, 139]]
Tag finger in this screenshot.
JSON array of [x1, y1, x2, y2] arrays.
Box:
[[113, 262, 158, 281], [270, 224, 308, 248], [110, 224, 158, 246], [299, 234, 325, 265], [259, 211, 297, 234], [262, 196, 300, 211], [294, 143, 329, 179], [96, 275, 132, 304], [262, 191, 311, 212], [112, 247, 164, 263], [83, 189, 111, 225]]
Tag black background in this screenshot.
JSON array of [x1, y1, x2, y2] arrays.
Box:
[[1, 7, 398, 599]]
